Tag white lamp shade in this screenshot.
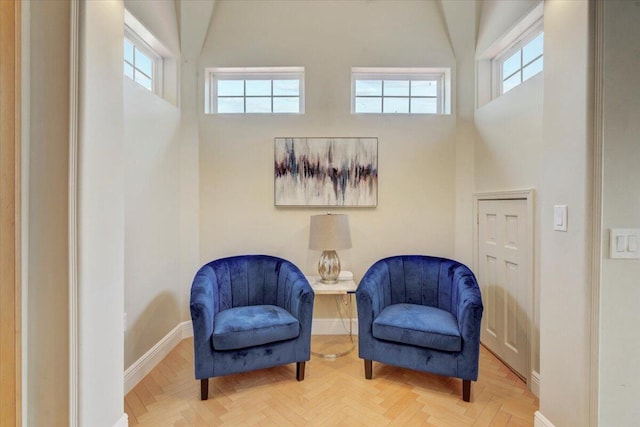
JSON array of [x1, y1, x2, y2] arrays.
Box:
[[309, 214, 352, 250]]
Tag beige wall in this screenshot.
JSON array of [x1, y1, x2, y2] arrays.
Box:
[[474, 4, 602, 422], [474, 0, 544, 380], [77, 1, 126, 424], [124, 80, 183, 367], [124, 0, 180, 55], [539, 1, 594, 425], [176, 0, 214, 327], [440, 0, 478, 269], [599, 0, 640, 424], [476, 0, 540, 55], [198, 0, 459, 318], [475, 78, 543, 193], [123, 2, 185, 370], [24, 1, 70, 425], [24, 1, 204, 424]]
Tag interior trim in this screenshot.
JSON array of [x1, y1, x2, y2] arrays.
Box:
[[589, 0, 604, 425], [68, 1, 80, 425], [124, 321, 193, 394], [0, 1, 22, 424], [530, 370, 540, 398], [534, 411, 556, 427], [112, 413, 129, 427]]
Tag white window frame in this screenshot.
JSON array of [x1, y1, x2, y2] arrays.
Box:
[[492, 20, 543, 98], [351, 67, 451, 115], [124, 25, 163, 96], [205, 67, 305, 114]]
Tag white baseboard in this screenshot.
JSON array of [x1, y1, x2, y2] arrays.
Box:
[[534, 411, 556, 427], [113, 413, 128, 427], [311, 318, 358, 335], [124, 321, 193, 394], [530, 370, 540, 397]]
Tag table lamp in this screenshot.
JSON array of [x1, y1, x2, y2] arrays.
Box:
[[309, 213, 352, 284]]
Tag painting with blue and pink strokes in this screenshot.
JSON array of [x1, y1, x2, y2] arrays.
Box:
[[274, 137, 378, 207]]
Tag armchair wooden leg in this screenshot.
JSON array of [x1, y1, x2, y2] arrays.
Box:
[[296, 362, 305, 381], [462, 379, 471, 402], [201, 378, 209, 400], [364, 360, 372, 379]]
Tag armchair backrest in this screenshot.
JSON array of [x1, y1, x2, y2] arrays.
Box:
[[195, 255, 304, 312], [365, 255, 476, 314]]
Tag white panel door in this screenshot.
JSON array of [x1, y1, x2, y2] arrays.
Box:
[[478, 199, 530, 379]]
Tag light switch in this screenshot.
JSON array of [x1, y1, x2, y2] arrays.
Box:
[[610, 229, 640, 259], [554, 205, 568, 232], [554, 211, 563, 226]]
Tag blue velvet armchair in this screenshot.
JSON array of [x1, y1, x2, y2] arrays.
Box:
[[190, 255, 314, 400], [356, 255, 483, 401]]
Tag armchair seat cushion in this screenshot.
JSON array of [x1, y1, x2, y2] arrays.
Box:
[[372, 303, 461, 352], [213, 305, 300, 351]]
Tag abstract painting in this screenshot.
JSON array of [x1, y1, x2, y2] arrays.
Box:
[[274, 137, 378, 207]]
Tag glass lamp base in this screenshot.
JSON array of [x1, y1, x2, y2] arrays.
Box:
[[318, 250, 341, 284]]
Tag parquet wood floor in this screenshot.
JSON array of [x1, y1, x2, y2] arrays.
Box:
[[125, 336, 538, 426]]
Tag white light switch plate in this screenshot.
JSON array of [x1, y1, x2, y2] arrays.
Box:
[[610, 229, 640, 259], [554, 205, 568, 231]]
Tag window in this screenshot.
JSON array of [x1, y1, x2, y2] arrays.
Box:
[[124, 9, 178, 105], [124, 26, 162, 94], [493, 25, 543, 96], [205, 67, 304, 114], [351, 68, 450, 115]]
